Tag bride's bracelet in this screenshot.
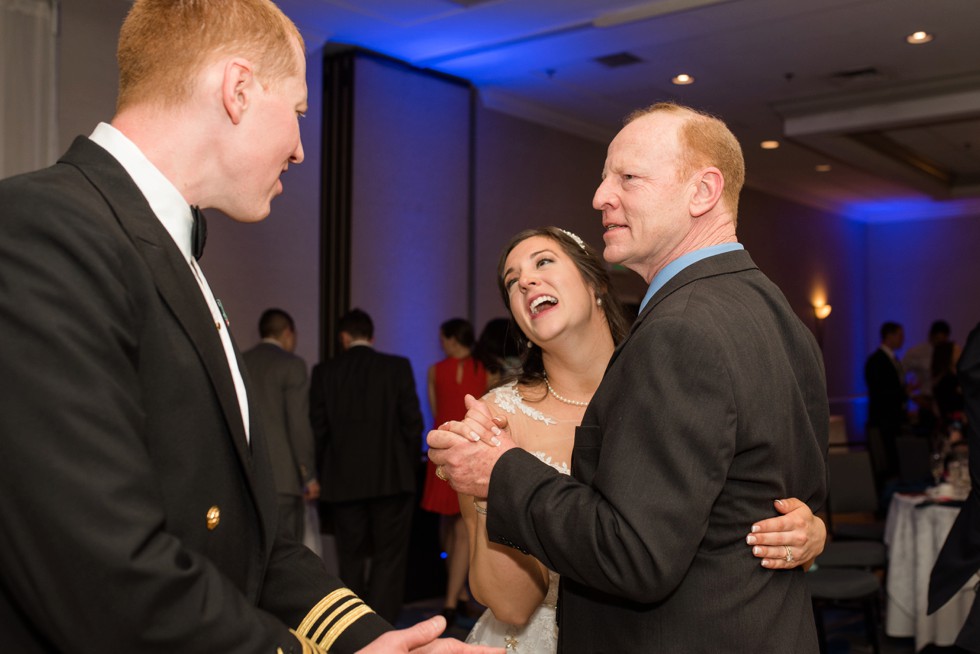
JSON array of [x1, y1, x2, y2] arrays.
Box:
[[472, 498, 488, 515]]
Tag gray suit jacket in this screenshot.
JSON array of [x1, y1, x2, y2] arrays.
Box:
[[487, 249, 828, 653], [244, 341, 317, 497]]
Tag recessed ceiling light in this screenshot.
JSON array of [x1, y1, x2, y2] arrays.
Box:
[[906, 30, 934, 44], [671, 73, 694, 85], [815, 164, 832, 172], [760, 140, 780, 150]]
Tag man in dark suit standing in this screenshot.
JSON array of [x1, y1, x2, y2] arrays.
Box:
[[429, 102, 828, 652], [865, 321, 909, 482], [311, 309, 424, 624], [929, 320, 980, 652], [0, 1, 498, 652], [244, 308, 320, 544]]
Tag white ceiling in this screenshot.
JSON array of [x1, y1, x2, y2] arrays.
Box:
[[277, 0, 980, 221]]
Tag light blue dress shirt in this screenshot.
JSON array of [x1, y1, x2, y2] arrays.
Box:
[[637, 243, 745, 314]]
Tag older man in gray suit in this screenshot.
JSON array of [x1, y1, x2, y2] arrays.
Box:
[[243, 308, 319, 543], [429, 102, 829, 652]]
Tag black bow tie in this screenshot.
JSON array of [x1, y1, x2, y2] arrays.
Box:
[[190, 205, 207, 261]]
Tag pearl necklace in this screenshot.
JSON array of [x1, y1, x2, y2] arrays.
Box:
[[544, 376, 590, 407]]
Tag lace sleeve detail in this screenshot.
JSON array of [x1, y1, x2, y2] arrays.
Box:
[[490, 381, 556, 425], [528, 451, 570, 475]]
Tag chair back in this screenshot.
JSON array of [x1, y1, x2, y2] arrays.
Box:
[[829, 415, 848, 446], [895, 436, 931, 484], [865, 427, 888, 483], [827, 450, 879, 514]]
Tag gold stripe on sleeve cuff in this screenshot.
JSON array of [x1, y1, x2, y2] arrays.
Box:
[[319, 604, 375, 652], [310, 598, 360, 644], [295, 587, 376, 651], [296, 588, 356, 637]]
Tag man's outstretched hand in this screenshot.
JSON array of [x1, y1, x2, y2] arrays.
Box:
[[355, 615, 505, 653]]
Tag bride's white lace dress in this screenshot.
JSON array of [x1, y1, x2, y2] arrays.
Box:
[[464, 381, 578, 653], [466, 569, 560, 652]]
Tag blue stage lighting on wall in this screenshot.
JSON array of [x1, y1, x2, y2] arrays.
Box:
[[843, 197, 976, 223]]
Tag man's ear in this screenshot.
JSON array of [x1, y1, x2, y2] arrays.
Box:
[[221, 58, 255, 126], [689, 167, 724, 217]]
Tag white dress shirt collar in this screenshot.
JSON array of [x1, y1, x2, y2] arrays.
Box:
[[88, 122, 195, 263], [348, 339, 374, 349]]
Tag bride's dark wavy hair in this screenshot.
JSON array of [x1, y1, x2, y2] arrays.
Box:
[[495, 226, 630, 391]]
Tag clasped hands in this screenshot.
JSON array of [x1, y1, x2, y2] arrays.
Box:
[[426, 394, 516, 499]]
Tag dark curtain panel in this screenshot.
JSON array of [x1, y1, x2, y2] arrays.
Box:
[[320, 51, 355, 361]]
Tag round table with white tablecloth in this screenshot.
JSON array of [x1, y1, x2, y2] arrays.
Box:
[[884, 492, 978, 650]]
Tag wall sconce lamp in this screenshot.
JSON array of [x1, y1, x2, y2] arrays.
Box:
[[812, 301, 832, 348]]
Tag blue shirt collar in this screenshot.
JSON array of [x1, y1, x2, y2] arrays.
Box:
[[638, 243, 744, 313]]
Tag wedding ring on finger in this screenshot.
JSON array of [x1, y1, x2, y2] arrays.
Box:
[[784, 545, 793, 563], [435, 466, 448, 482]]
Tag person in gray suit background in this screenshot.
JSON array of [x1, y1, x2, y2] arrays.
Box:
[[429, 102, 829, 652], [310, 308, 424, 624], [243, 308, 320, 544]]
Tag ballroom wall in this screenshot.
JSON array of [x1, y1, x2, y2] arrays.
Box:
[[737, 190, 870, 433], [55, 0, 980, 442], [58, 0, 123, 153], [348, 56, 472, 429], [866, 214, 980, 355], [470, 106, 610, 328]]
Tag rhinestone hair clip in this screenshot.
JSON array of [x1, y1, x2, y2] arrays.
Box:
[[558, 228, 588, 252]]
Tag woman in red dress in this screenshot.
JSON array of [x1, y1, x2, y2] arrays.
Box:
[[420, 318, 488, 623]]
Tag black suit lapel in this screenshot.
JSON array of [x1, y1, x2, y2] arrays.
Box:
[[138, 241, 257, 473], [60, 137, 257, 484]]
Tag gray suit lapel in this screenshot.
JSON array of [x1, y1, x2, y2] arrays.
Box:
[[605, 250, 758, 370]]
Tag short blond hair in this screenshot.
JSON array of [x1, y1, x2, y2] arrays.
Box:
[[117, 0, 304, 112], [626, 102, 745, 220]]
